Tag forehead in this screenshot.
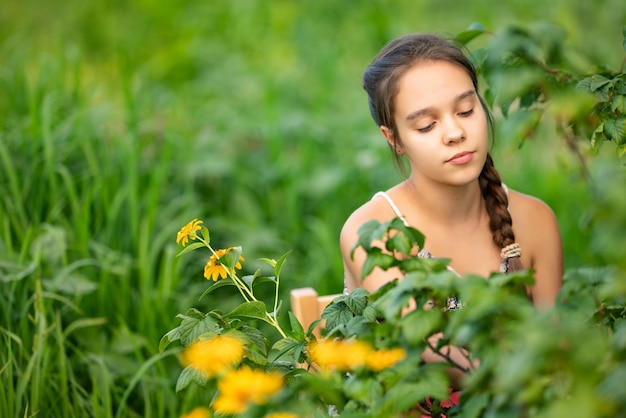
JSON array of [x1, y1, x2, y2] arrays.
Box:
[[394, 60, 475, 115]]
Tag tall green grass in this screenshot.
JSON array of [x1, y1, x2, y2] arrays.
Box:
[[1, 0, 624, 417]]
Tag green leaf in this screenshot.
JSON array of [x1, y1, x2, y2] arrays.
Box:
[[238, 325, 269, 355], [344, 315, 375, 337], [244, 346, 268, 366], [390, 217, 425, 249], [575, 77, 592, 93], [343, 374, 383, 407], [271, 250, 291, 277], [590, 123, 605, 150], [468, 22, 487, 31], [271, 336, 304, 362], [159, 327, 181, 353], [374, 274, 421, 320], [488, 269, 535, 289], [458, 392, 489, 418], [199, 278, 237, 300], [400, 308, 443, 345], [287, 311, 305, 338], [604, 118, 626, 145], [611, 94, 626, 113], [200, 226, 210, 243], [175, 242, 205, 257], [342, 288, 369, 315], [321, 301, 354, 331], [369, 280, 397, 301], [175, 366, 208, 392], [589, 74, 611, 93], [178, 309, 221, 346], [219, 246, 242, 269], [456, 22, 488, 45], [378, 371, 450, 415], [224, 301, 268, 322], [361, 249, 397, 279], [241, 271, 276, 288], [258, 257, 276, 268], [386, 233, 412, 254], [398, 256, 450, 274], [351, 220, 388, 257]]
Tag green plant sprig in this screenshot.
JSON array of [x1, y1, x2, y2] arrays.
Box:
[[176, 224, 287, 339]]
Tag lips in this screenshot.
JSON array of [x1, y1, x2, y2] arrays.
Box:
[[446, 151, 474, 164]]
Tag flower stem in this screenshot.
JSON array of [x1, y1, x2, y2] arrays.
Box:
[[199, 237, 287, 338]]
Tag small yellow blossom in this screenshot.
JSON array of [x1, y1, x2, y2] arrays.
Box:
[[181, 335, 245, 377], [265, 413, 300, 418], [308, 339, 372, 371], [365, 347, 407, 371], [212, 367, 284, 414], [204, 247, 245, 281], [176, 219, 203, 247], [180, 406, 211, 418]]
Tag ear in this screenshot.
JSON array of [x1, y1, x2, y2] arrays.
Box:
[[380, 126, 404, 155]]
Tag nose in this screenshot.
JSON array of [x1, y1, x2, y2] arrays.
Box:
[[442, 116, 465, 145]]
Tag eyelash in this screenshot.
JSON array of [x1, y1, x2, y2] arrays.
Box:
[[416, 108, 474, 133]]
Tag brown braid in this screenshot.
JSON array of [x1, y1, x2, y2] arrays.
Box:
[[479, 153, 523, 272]]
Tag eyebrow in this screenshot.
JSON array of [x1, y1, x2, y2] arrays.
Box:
[[404, 89, 477, 121]]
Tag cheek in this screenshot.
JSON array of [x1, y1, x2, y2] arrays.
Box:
[[476, 113, 489, 137]]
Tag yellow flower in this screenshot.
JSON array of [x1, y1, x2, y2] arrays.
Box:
[[265, 413, 300, 418], [203, 247, 245, 281], [181, 335, 245, 377], [308, 339, 372, 371], [176, 219, 203, 247], [180, 407, 211, 418], [212, 367, 284, 414], [365, 347, 407, 371]]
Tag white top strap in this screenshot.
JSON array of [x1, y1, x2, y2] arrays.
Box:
[[372, 191, 410, 227], [502, 183, 510, 210]]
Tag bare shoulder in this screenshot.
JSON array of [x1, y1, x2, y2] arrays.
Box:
[[340, 194, 397, 249], [507, 189, 559, 230], [340, 192, 402, 292], [507, 188, 564, 308]]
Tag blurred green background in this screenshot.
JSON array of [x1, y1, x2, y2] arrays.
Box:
[[1, 0, 625, 417]]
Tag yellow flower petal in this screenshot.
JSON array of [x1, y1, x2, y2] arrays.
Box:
[[212, 367, 284, 414], [180, 406, 211, 418], [366, 347, 407, 371], [181, 335, 245, 377], [176, 219, 203, 247], [212, 394, 247, 415], [203, 248, 244, 281], [308, 339, 372, 371]]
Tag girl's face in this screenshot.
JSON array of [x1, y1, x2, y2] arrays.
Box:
[[382, 60, 489, 187]]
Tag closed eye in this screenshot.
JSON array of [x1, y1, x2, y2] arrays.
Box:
[[417, 122, 435, 133], [459, 108, 474, 117]]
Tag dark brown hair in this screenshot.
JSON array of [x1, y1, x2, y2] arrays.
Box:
[[363, 33, 522, 272]]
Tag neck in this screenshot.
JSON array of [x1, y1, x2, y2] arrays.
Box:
[[404, 176, 484, 225]]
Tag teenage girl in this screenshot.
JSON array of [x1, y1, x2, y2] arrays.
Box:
[[340, 32, 563, 390], [340, 33, 563, 310]]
